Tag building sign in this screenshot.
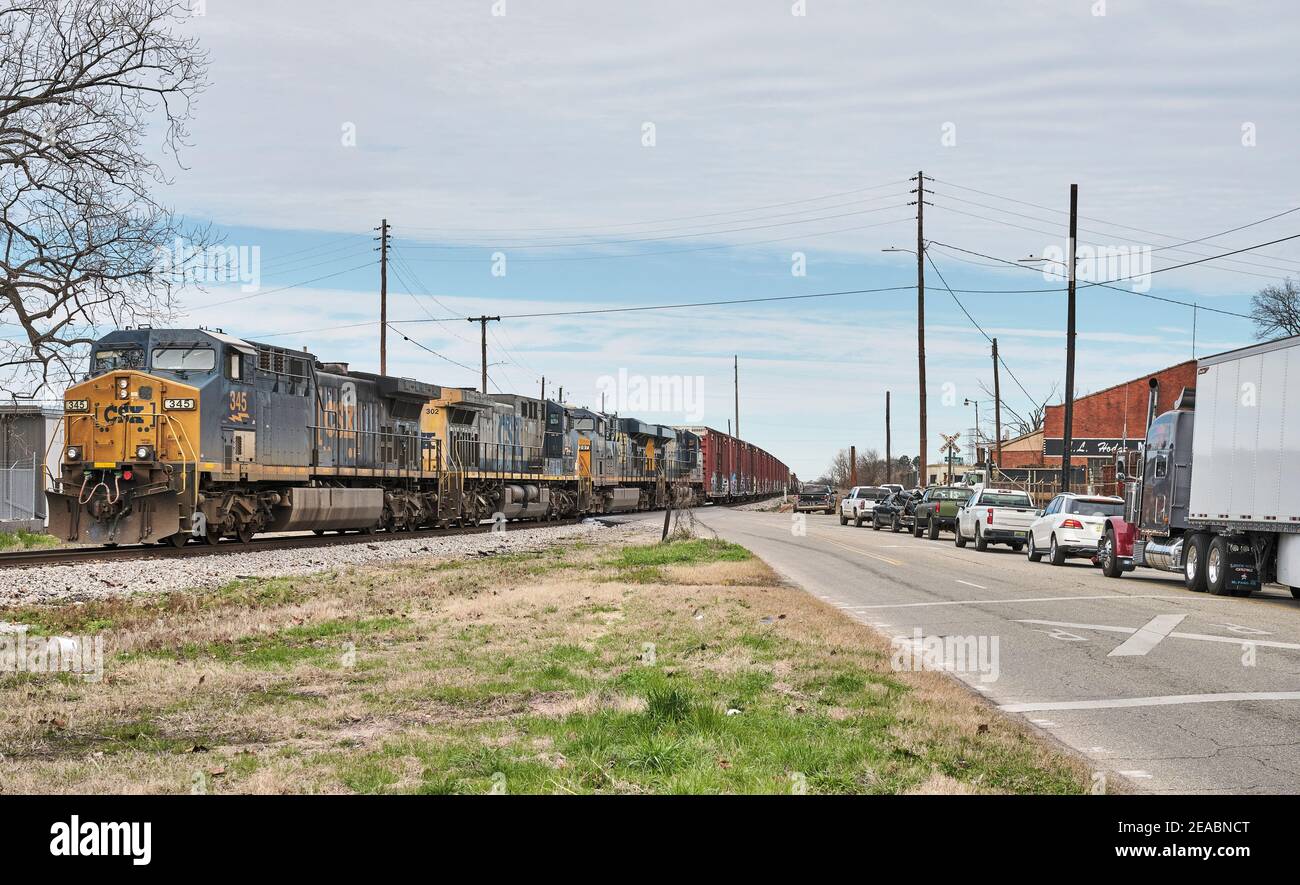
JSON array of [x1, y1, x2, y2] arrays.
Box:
[[1043, 437, 1143, 458]]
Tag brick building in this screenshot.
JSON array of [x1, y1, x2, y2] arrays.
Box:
[[1040, 359, 1197, 467]]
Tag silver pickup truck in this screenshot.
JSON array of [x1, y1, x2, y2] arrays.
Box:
[[954, 487, 1035, 551]]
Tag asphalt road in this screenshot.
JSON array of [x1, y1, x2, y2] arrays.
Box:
[[611, 507, 1300, 794]]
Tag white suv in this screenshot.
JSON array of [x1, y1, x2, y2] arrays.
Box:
[[1026, 493, 1125, 566]]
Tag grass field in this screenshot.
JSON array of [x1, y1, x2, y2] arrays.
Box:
[[0, 531, 1090, 794]]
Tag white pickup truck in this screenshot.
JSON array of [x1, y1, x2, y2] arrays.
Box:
[[839, 486, 888, 527], [954, 487, 1036, 551]]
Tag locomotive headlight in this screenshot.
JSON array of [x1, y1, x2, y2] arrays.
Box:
[[135, 444, 154, 461], [65, 446, 80, 461], [117, 377, 129, 398]]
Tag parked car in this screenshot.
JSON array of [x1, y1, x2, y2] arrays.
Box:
[[871, 489, 921, 532], [954, 487, 1035, 551], [1028, 493, 1125, 565], [839, 485, 888, 526], [913, 486, 973, 539], [795, 484, 836, 515]]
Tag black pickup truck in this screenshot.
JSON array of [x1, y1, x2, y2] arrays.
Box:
[[795, 484, 836, 515]]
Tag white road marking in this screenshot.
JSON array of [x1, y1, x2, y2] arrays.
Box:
[[1000, 691, 1300, 713], [850, 594, 1186, 610], [1119, 770, 1154, 779], [1107, 614, 1187, 657], [956, 579, 987, 590], [1017, 618, 1300, 652]]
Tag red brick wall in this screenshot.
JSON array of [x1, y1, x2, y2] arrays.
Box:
[[1043, 360, 1197, 442], [999, 449, 1045, 468]]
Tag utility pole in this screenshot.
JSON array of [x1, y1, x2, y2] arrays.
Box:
[[559, 386, 564, 404], [1061, 184, 1078, 494], [733, 355, 740, 441], [885, 390, 892, 484], [466, 315, 500, 394], [378, 218, 389, 375], [912, 171, 929, 487], [991, 338, 1003, 474], [540, 375, 545, 401], [850, 445, 857, 487]]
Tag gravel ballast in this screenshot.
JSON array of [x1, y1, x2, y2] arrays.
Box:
[[2, 520, 656, 606]]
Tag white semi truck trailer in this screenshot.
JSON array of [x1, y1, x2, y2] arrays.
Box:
[[1101, 333, 1300, 597]]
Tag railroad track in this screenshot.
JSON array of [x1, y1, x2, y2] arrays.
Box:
[[0, 517, 585, 570], [0, 497, 779, 570]]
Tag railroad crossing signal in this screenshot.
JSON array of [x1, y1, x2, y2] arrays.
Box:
[[940, 432, 961, 455]]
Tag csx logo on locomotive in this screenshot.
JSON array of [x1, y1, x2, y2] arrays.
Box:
[[103, 403, 146, 425]]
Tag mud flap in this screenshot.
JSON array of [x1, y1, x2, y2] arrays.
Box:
[[45, 489, 182, 545]]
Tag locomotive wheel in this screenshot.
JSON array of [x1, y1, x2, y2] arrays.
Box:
[[164, 532, 189, 548], [237, 527, 254, 544]]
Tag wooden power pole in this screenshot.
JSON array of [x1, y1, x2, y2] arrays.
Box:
[[885, 390, 892, 483], [913, 171, 928, 487], [733, 355, 740, 441], [378, 218, 389, 375], [1061, 184, 1078, 493], [991, 339, 1003, 473], [850, 445, 857, 487], [467, 315, 500, 394]]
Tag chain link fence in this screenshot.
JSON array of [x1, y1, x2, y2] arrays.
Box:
[[0, 454, 41, 527]]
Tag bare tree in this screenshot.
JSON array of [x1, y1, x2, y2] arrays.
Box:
[[1250, 278, 1300, 341], [0, 0, 209, 398]]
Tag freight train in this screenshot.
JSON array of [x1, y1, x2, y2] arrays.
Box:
[[46, 327, 789, 546]]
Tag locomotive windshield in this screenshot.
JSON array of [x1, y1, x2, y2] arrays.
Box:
[[151, 347, 216, 373], [92, 346, 144, 373]]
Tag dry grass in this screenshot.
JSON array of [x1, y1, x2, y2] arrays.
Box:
[[0, 533, 1091, 794]]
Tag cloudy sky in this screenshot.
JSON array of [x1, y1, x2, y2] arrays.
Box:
[[156, 0, 1300, 479]]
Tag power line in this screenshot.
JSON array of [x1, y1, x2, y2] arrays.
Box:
[[929, 192, 1300, 279], [398, 201, 914, 251], [403, 190, 914, 246], [388, 284, 918, 323], [385, 322, 480, 375], [923, 250, 1039, 408], [397, 178, 911, 234], [930, 176, 1300, 269], [396, 216, 915, 264], [928, 240, 1255, 320], [190, 262, 374, 311]]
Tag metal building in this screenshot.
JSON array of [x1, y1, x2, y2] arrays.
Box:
[[0, 404, 62, 531]]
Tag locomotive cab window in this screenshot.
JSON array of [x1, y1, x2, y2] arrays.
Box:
[[151, 347, 215, 373], [1154, 453, 1169, 479], [93, 347, 144, 373], [226, 349, 244, 381]]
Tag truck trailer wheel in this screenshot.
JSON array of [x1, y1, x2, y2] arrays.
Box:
[[1183, 533, 1209, 593], [1205, 535, 1233, 596]]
